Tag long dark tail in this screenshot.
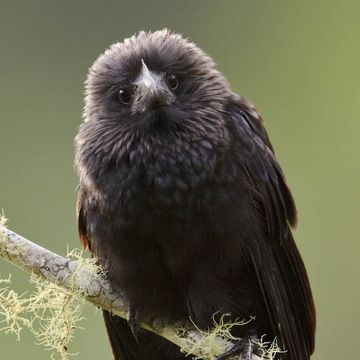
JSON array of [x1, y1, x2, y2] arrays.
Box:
[[103, 311, 187, 360], [103, 311, 141, 360]]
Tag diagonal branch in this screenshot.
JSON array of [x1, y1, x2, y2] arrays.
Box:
[[0, 225, 263, 360]]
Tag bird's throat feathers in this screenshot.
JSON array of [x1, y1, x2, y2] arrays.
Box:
[[75, 119, 229, 210]]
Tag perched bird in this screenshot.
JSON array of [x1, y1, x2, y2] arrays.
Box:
[[75, 30, 315, 360]]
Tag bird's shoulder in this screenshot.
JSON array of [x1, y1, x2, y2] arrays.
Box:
[[223, 93, 297, 232]]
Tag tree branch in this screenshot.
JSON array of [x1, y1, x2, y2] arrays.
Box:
[[0, 225, 264, 360]]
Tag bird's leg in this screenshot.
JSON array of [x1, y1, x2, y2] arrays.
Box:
[[215, 335, 259, 360], [127, 305, 141, 343]]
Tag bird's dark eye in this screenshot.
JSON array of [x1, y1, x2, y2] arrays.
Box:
[[166, 74, 179, 90], [118, 88, 132, 104]]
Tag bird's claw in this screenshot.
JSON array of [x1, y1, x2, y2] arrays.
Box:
[[215, 335, 258, 360]]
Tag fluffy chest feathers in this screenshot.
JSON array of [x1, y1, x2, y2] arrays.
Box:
[[76, 128, 230, 213]]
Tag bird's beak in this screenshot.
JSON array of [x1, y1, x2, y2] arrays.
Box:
[[132, 60, 175, 114]]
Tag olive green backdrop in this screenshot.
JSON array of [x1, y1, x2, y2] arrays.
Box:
[[0, 1, 359, 359]]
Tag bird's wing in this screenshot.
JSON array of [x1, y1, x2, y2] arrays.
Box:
[[226, 94, 316, 360], [76, 189, 91, 250]]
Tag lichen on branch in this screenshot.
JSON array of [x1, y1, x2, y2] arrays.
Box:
[[0, 216, 277, 360], [0, 272, 85, 359]]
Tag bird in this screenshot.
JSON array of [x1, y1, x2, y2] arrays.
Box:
[[75, 29, 316, 360]]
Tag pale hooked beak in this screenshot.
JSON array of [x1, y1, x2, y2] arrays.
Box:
[[138, 59, 159, 90], [131, 59, 175, 114]]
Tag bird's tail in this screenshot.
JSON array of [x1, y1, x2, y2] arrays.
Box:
[[103, 310, 141, 360]]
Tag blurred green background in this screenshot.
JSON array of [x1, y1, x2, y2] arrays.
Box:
[[0, 0, 359, 359]]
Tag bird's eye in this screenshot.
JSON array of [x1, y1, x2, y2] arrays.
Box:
[[166, 74, 179, 90], [118, 88, 132, 104]]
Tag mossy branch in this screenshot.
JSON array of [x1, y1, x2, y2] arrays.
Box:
[[0, 221, 272, 360]]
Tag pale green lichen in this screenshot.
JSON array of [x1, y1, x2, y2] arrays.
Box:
[[0, 274, 32, 339], [175, 314, 283, 360], [0, 210, 8, 228], [254, 335, 286, 360], [0, 245, 104, 359]]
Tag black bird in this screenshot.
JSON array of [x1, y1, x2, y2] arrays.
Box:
[[75, 30, 315, 360]]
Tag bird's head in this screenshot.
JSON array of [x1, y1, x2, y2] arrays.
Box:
[[77, 30, 231, 190]]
